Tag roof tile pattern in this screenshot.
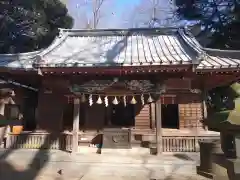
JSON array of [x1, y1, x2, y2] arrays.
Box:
[[0, 28, 239, 71], [38, 29, 198, 67], [197, 49, 240, 69]]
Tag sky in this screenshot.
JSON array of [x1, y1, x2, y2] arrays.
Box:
[[110, 0, 141, 28], [65, 0, 176, 29], [113, 0, 140, 15], [66, 0, 141, 28]]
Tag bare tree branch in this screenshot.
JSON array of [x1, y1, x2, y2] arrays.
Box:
[[92, 0, 105, 28], [74, 0, 113, 29], [124, 0, 176, 28]]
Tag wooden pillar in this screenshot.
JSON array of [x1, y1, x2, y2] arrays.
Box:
[[72, 98, 80, 154], [202, 90, 208, 131], [156, 99, 162, 154], [150, 103, 156, 129]]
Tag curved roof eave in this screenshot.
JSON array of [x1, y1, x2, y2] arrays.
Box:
[[38, 29, 69, 58], [35, 27, 200, 68], [2, 27, 239, 72], [0, 50, 41, 59], [195, 47, 240, 71], [178, 30, 240, 71], [0, 50, 42, 71], [203, 47, 240, 58], [177, 28, 205, 63]]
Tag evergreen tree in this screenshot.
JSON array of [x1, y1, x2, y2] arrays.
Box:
[[176, 0, 240, 49], [0, 0, 73, 53]]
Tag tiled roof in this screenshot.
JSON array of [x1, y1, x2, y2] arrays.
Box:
[[36, 28, 202, 67], [0, 28, 239, 71], [197, 48, 240, 69], [0, 51, 40, 70]]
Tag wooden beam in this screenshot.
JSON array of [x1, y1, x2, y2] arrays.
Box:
[[156, 100, 162, 154], [40, 65, 191, 75], [204, 74, 240, 90], [72, 98, 80, 154]]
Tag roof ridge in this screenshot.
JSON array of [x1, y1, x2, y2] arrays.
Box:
[[58, 27, 180, 32], [57, 27, 180, 37], [203, 47, 240, 53], [203, 47, 240, 59], [177, 28, 206, 63], [178, 28, 204, 52]]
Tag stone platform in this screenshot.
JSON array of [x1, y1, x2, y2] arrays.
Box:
[[0, 149, 210, 180]]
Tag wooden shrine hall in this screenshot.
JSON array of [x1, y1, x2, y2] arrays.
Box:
[[0, 28, 239, 154]]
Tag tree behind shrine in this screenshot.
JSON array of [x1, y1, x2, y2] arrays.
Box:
[[175, 0, 240, 50], [0, 0, 73, 53]]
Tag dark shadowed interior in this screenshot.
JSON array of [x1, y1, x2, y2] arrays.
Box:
[[161, 104, 179, 129], [110, 103, 135, 127]]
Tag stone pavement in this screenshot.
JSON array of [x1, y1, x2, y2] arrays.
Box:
[[0, 149, 210, 180]]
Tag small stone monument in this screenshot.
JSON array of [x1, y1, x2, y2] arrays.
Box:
[[203, 82, 240, 180]]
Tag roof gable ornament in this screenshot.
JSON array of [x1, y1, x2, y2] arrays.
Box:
[[34, 55, 45, 66], [197, 52, 207, 62], [58, 29, 65, 38], [58, 29, 67, 38], [183, 27, 194, 37], [33, 55, 44, 75]]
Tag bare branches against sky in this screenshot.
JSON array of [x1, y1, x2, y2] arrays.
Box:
[[66, 0, 178, 29], [124, 0, 177, 28], [67, 0, 115, 29]]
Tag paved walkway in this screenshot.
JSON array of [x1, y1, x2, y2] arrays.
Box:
[[0, 149, 209, 180]]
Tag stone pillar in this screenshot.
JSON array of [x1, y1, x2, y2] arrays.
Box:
[[0, 127, 7, 147], [203, 98, 208, 131], [220, 132, 235, 158], [0, 101, 5, 146], [156, 99, 162, 154], [235, 135, 240, 158], [210, 133, 240, 180], [0, 101, 5, 115], [72, 98, 80, 154], [150, 103, 156, 129]]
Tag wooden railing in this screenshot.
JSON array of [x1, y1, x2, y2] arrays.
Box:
[[2, 133, 220, 153], [5, 132, 72, 152], [163, 136, 197, 152], [162, 136, 219, 152]]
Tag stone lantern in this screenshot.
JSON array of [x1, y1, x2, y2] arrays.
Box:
[[201, 82, 240, 180]]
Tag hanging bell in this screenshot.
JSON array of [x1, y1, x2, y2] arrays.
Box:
[[130, 96, 137, 104], [123, 96, 127, 107], [89, 94, 93, 106], [96, 95, 103, 104], [141, 94, 145, 105], [81, 94, 86, 103], [147, 94, 153, 103], [104, 96, 109, 107], [112, 96, 119, 105]]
